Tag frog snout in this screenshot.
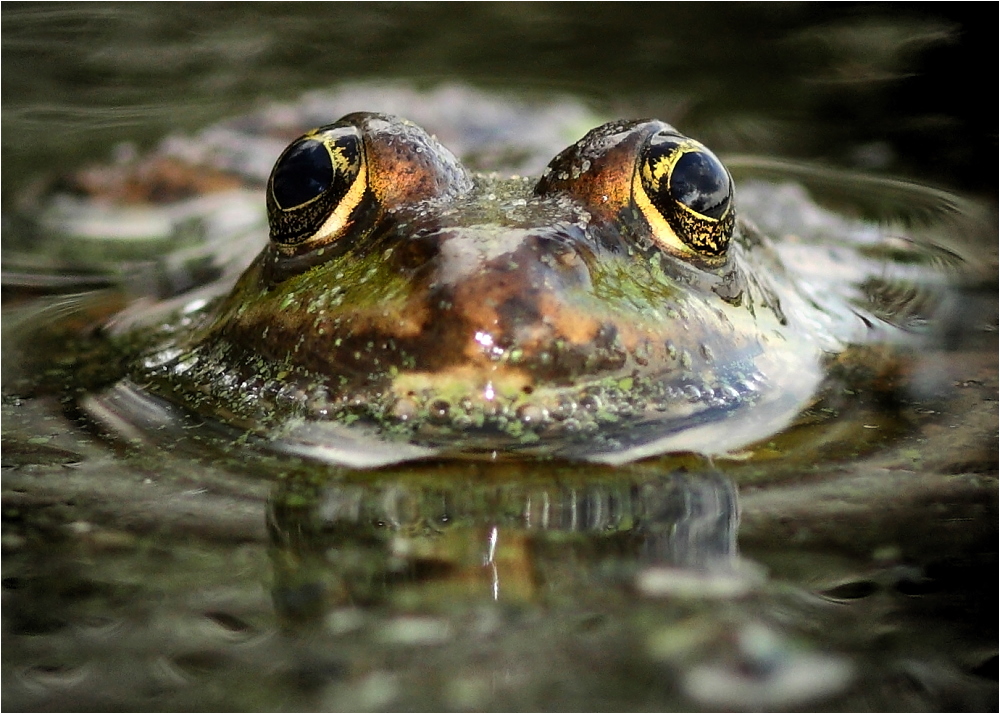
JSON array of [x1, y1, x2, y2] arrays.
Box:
[[421, 227, 609, 374]]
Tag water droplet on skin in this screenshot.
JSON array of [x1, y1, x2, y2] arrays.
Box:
[[429, 400, 451, 424], [173, 355, 199, 375], [718, 385, 741, 402], [392, 398, 418, 422], [143, 348, 182, 370], [517, 403, 547, 426], [280, 386, 309, 405], [550, 398, 576, 420]]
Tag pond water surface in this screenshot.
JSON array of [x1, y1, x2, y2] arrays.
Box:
[[2, 5, 997, 711]]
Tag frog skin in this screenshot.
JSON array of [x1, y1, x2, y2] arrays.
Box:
[[98, 112, 863, 467]]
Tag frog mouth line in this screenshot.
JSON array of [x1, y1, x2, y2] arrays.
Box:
[[86, 362, 791, 468], [381, 361, 766, 442], [135, 313, 777, 459]]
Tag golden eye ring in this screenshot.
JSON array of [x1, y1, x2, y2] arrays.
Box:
[[633, 131, 734, 258], [266, 124, 367, 249]]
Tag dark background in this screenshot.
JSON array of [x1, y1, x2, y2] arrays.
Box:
[[3, 2, 996, 202]]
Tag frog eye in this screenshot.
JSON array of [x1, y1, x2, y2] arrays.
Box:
[[271, 138, 335, 210], [634, 131, 734, 257], [266, 125, 366, 249]]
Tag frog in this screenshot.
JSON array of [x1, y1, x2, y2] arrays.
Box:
[[23, 95, 964, 469]]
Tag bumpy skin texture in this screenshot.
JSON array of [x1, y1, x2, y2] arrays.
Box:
[[136, 114, 821, 462]]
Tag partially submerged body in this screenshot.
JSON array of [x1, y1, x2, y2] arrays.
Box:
[[9, 90, 970, 467]]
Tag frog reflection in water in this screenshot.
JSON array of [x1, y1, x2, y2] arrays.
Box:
[[125, 113, 855, 466]]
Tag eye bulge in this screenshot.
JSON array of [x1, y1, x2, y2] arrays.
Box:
[[642, 133, 732, 221], [638, 130, 735, 257], [266, 124, 365, 248], [269, 126, 363, 211], [271, 138, 334, 210], [668, 149, 732, 220], [264, 117, 734, 258]]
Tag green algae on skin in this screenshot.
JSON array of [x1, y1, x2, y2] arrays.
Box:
[[82, 112, 964, 467]]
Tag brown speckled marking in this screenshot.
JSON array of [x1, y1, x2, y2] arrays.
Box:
[[135, 113, 828, 461], [199, 114, 764, 396], [536, 119, 649, 227]]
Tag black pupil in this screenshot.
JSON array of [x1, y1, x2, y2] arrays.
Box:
[[272, 139, 333, 209], [668, 151, 730, 219]]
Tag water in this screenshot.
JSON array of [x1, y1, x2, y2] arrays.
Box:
[[3, 5, 997, 711]]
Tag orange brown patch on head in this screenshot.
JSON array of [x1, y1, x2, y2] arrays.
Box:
[[535, 120, 662, 224], [346, 114, 473, 210]]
